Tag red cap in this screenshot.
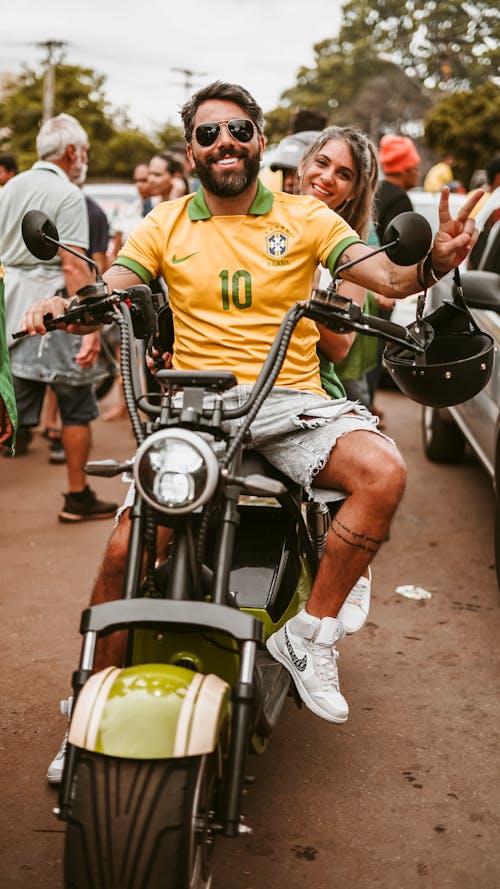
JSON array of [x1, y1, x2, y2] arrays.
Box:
[[379, 135, 420, 173]]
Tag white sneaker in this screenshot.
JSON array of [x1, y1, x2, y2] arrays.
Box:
[[266, 609, 348, 723], [337, 569, 371, 634], [47, 697, 72, 785]]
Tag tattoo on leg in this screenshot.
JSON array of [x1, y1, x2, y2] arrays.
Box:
[[332, 516, 387, 554]]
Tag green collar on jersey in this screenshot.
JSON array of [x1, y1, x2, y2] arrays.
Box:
[[188, 178, 274, 220]]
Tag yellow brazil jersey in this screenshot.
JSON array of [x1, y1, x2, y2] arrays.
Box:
[[116, 180, 361, 396]]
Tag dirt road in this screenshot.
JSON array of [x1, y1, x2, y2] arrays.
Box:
[[1, 388, 499, 889]]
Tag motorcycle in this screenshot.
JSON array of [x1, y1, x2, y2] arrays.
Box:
[[20, 209, 437, 888]]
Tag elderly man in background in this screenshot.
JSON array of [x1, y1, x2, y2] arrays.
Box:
[[0, 112, 117, 522]]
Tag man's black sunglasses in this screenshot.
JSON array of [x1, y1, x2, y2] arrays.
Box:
[[194, 119, 255, 147]]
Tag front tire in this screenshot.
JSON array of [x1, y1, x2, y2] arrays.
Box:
[[64, 751, 220, 889], [422, 405, 466, 463]]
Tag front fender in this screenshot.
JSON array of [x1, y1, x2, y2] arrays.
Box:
[[68, 664, 231, 759]]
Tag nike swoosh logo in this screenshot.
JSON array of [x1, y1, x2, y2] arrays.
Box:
[[172, 252, 199, 264], [284, 627, 307, 672]]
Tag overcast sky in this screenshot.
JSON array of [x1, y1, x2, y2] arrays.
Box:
[[1, 0, 343, 133]]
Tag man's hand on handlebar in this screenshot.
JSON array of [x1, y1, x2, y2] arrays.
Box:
[[20, 294, 102, 337], [146, 345, 173, 374], [21, 294, 67, 336]]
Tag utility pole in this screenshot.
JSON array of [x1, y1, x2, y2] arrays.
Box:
[[37, 39, 68, 121], [170, 67, 208, 100]]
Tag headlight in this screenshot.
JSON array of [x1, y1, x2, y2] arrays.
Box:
[[134, 429, 219, 514]]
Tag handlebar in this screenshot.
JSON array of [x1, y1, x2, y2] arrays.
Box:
[[304, 289, 426, 352]]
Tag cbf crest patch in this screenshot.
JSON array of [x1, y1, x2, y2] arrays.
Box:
[[266, 230, 288, 260]]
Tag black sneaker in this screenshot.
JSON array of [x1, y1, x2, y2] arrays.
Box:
[[48, 436, 66, 464], [58, 485, 118, 523]]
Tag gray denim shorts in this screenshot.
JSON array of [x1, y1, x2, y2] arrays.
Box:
[[12, 376, 98, 427], [224, 387, 387, 490], [117, 387, 389, 521]]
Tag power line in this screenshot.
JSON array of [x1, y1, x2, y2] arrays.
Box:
[[170, 67, 208, 100]]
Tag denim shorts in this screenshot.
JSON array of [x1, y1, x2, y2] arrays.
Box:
[[116, 387, 389, 521], [224, 387, 388, 490], [12, 376, 98, 427]]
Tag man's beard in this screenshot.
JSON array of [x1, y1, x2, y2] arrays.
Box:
[[70, 147, 88, 185], [194, 147, 261, 197], [71, 161, 88, 186]]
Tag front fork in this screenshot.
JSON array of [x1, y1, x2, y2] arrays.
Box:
[[221, 639, 257, 836]]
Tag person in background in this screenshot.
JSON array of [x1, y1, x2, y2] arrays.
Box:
[[371, 134, 421, 421], [133, 163, 154, 216], [0, 265, 17, 452], [467, 155, 500, 270], [423, 152, 455, 193], [110, 163, 156, 262], [147, 152, 189, 203], [261, 106, 327, 192], [43, 188, 112, 459], [0, 153, 18, 186], [269, 131, 321, 193], [167, 141, 197, 192], [0, 113, 117, 522], [289, 107, 328, 135], [374, 134, 420, 242]]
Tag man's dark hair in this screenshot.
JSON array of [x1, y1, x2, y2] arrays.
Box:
[[181, 81, 264, 142], [486, 155, 500, 187], [289, 107, 327, 134], [0, 153, 18, 174]]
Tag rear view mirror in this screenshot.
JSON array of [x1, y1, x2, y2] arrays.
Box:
[[21, 210, 60, 260], [383, 212, 432, 266]]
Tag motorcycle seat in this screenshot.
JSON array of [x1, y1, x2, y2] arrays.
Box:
[[241, 450, 346, 506]]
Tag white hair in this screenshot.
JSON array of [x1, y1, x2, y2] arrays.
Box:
[[36, 113, 88, 161]]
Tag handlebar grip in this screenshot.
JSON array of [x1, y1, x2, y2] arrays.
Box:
[[12, 312, 59, 340], [361, 313, 409, 341]]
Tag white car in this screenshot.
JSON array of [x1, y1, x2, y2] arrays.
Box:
[[83, 183, 137, 233], [421, 221, 500, 587], [391, 190, 469, 328]]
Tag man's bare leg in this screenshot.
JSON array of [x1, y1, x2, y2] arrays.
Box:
[[91, 512, 172, 671], [307, 429, 407, 618], [266, 428, 407, 723]]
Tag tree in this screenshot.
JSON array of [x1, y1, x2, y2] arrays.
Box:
[[0, 64, 115, 172], [0, 62, 159, 178], [155, 121, 186, 151], [266, 1, 500, 144], [336, 0, 500, 91], [98, 130, 159, 180], [424, 81, 500, 186]]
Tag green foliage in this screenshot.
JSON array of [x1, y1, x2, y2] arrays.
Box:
[[0, 63, 159, 178], [424, 82, 500, 186], [267, 1, 499, 146], [336, 0, 500, 90], [98, 130, 160, 180], [155, 121, 186, 150]]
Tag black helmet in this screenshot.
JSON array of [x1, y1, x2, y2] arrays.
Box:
[[383, 272, 495, 408]]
